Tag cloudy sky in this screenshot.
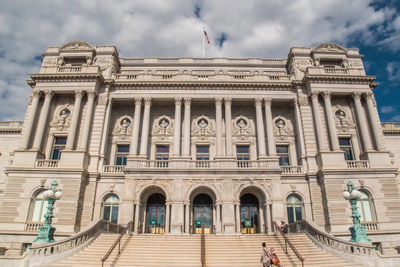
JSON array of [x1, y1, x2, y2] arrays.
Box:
[[0, 0, 399, 122]]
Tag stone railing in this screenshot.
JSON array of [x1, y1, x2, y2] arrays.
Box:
[[28, 219, 125, 266], [36, 160, 59, 168], [25, 222, 43, 232], [0, 121, 23, 128], [284, 220, 376, 258], [306, 67, 365, 76], [39, 65, 101, 74], [361, 221, 379, 231], [126, 159, 280, 170], [346, 160, 369, 169], [281, 166, 303, 174], [103, 165, 125, 173]]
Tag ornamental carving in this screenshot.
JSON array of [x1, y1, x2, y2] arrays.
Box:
[[94, 57, 110, 71], [273, 116, 294, 139], [298, 95, 309, 106], [135, 179, 172, 201], [349, 61, 363, 68], [43, 58, 57, 66], [233, 116, 254, 137], [184, 179, 222, 199], [112, 115, 133, 139], [50, 105, 72, 131], [313, 43, 347, 53], [233, 178, 272, 201], [192, 116, 215, 137], [296, 59, 313, 73], [152, 115, 174, 136], [60, 41, 94, 51], [334, 106, 354, 132]]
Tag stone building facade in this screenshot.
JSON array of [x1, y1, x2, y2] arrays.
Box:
[[0, 41, 400, 256]]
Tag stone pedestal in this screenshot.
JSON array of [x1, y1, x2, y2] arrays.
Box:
[[59, 150, 89, 169], [363, 151, 393, 168], [12, 150, 41, 168], [317, 151, 347, 169]]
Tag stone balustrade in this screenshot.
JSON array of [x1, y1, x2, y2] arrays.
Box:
[[346, 160, 370, 169], [119, 57, 287, 65], [36, 160, 59, 168], [361, 221, 379, 231], [125, 159, 280, 171], [306, 67, 365, 76], [103, 165, 125, 173], [281, 166, 303, 174], [28, 219, 124, 262], [39, 65, 101, 74], [25, 221, 43, 232], [285, 220, 377, 258]]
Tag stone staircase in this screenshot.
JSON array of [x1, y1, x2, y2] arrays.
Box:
[[39, 233, 367, 267]]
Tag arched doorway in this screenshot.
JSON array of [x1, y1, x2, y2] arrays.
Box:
[[286, 194, 303, 224], [146, 193, 166, 234], [193, 194, 213, 234], [240, 193, 259, 234]]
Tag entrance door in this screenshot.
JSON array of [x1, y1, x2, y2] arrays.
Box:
[[193, 194, 213, 234], [240, 193, 259, 234], [146, 193, 165, 234]]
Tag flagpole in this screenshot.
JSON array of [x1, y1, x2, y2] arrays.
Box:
[[202, 30, 205, 58]]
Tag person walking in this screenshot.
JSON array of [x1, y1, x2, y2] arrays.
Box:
[[269, 247, 282, 267], [260, 242, 271, 267]]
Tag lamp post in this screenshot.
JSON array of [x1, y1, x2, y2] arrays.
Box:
[[342, 181, 371, 243], [33, 180, 62, 243]]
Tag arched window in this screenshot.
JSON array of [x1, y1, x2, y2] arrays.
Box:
[[28, 190, 48, 222], [357, 191, 376, 222], [286, 195, 303, 224], [102, 194, 119, 223]]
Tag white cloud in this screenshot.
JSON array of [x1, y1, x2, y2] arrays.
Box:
[[381, 105, 396, 114], [390, 115, 400, 123], [0, 0, 397, 120], [386, 62, 400, 81]]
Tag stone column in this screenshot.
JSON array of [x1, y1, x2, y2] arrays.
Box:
[[66, 89, 84, 150], [185, 202, 190, 233], [322, 92, 340, 151], [264, 97, 276, 156], [255, 97, 267, 158], [21, 89, 41, 149], [224, 97, 233, 157], [134, 202, 141, 233], [182, 97, 192, 157], [353, 92, 373, 152], [294, 98, 306, 162], [130, 97, 142, 156], [259, 205, 265, 234], [99, 96, 112, 168], [311, 91, 328, 151], [215, 97, 223, 157], [173, 97, 182, 156], [365, 92, 384, 151], [266, 203, 272, 234], [32, 90, 54, 150], [235, 202, 241, 233], [216, 202, 221, 233], [78, 90, 96, 151], [165, 202, 170, 233], [139, 97, 152, 157]]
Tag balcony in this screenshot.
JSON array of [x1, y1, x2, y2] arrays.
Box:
[[25, 221, 43, 231], [281, 166, 303, 174], [36, 160, 59, 168], [306, 67, 365, 76], [361, 221, 379, 231], [346, 160, 369, 169], [103, 165, 125, 173], [39, 65, 101, 74]]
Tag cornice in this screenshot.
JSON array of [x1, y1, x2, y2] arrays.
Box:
[[303, 74, 375, 85], [30, 73, 104, 83]]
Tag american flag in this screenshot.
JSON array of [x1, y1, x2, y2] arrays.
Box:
[[204, 30, 210, 44]]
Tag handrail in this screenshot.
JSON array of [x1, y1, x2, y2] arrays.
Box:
[[284, 220, 376, 257], [273, 221, 305, 267], [101, 221, 133, 267]]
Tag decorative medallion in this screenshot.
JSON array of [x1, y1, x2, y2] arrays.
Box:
[[152, 115, 173, 136], [112, 115, 133, 139], [192, 116, 214, 136], [50, 105, 72, 131]]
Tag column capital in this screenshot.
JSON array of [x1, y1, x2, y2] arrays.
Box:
[[215, 97, 223, 105], [87, 89, 96, 98], [174, 97, 182, 105], [254, 97, 263, 106], [183, 97, 192, 105], [322, 91, 332, 100], [264, 97, 272, 106], [43, 90, 54, 98], [216, 200, 223, 206], [310, 91, 320, 100], [352, 91, 362, 100], [298, 95, 309, 106], [143, 97, 152, 106], [224, 97, 232, 105], [32, 89, 41, 98], [364, 91, 374, 100], [74, 89, 84, 99], [134, 97, 142, 105]]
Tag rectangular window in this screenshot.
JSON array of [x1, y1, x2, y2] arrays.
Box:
[[276, 145, 290, 166], [237, 145, 250, 167], [339, 138, 354, 160], [51, 137, 67, 160], [115, 145, 129, 165], [196, 145, 210, 160], [156, 145, 169, 167]]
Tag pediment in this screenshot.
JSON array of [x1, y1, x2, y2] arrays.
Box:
[[313, 43, 347, 54], [60, 41, 94, 51]]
